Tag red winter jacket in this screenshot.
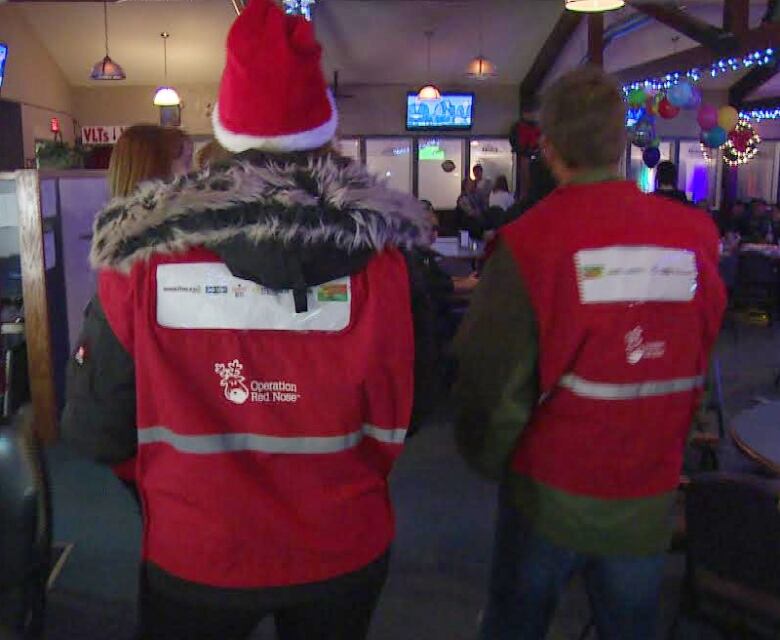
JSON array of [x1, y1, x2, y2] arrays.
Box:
[[62, 153, 436, 593]]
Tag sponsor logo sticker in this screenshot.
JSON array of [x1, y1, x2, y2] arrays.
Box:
[[317, 283, 349, 302]]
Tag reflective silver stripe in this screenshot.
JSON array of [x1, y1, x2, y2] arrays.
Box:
[[137, 424, 406, 455], [559, 373, 704, 400]]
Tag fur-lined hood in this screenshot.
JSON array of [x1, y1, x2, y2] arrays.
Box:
[[91, 154, 432, 279]]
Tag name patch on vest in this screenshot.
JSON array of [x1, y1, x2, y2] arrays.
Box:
[[575, 246, 697, 304], [156, 263, 351, 331]]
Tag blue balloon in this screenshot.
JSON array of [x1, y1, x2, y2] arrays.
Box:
[[704, 126, 727, 148], [643, 146, 661, 168], [630, 118, 656, 149], [668, 81, 693, 108]]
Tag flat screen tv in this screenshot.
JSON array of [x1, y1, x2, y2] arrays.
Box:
[[406, 92, 474, 131], [0, 43, 7, 93]]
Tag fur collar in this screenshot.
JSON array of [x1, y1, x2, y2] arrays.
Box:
[[91, 154, 432, 272]]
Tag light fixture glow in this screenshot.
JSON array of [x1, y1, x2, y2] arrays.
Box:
[[153, 32, 179, 107], [90, 2, 125, 81], [153, 86, 181, 107], [565, 0, 625, 11], [418, 84, 442, 100], [466, 56, 497, 80]]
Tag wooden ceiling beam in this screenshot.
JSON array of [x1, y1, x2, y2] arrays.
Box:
[[588, 14, 605, 68], [520, 10, 584, 104], [723, 0, 750, 39], [729, 61, 779, 106], [630, 2, 738, 54], [615, 22, 780, 85]]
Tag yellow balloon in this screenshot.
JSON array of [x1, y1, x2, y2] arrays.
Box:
[[718, 106, 739, 132]]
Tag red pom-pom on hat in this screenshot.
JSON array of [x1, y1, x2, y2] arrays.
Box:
[[213, 0, 338, 153]]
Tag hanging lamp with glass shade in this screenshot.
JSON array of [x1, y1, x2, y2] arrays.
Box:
[[90, 1, 126, 81], [565, 0, 625, 12], [466, 15, 497, 80], [153, 32, 180, 107], [417, 31, 441, 101]]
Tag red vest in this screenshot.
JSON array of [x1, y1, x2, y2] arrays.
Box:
[[502, 182, 725, 499], [98, 247, 414, 588]]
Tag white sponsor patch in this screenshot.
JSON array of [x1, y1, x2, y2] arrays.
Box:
[[156, 263, 351, 331], [575, 246, 697, 304]]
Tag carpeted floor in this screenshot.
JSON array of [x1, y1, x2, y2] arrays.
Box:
[[41, 321, 780, 639]]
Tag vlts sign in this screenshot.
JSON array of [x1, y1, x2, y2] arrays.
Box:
[[81, 126, 127, 145]]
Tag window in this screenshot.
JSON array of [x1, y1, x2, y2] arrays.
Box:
[[469, 139, 515, 190], [337, 138, 360, 163], [678, 141, 719, 205], [737, 141, 779, 204], [629, 142, 673, 194], [417, 138, 463, 209], [365, 138, 412, 194]]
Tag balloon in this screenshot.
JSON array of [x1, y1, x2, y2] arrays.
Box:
[[658, 98, 680, 119], [629, 119, 656, 148], [697, 104, 718, 130], [684, 85, 702, 110], [645, 95, 660, 116], [704, 126, 727, 148], [668, 81, 693, 108], [643, 146, 661, 169], [718, 106, 739, 132], [628, 88, 647, 108]]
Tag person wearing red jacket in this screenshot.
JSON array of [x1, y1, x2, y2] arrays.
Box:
[[454, 67, 726, 640], [61, 2, 435, 639]]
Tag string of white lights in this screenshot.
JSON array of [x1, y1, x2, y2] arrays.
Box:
[[622, 47, 775, 94]]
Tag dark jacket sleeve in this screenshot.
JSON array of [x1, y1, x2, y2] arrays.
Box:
[[60, 295, 137, 464], [453, 240, 539, 480], [404, 251, 439, 434]]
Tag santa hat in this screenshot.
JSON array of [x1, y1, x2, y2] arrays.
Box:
[[212, 0, 338, 154]]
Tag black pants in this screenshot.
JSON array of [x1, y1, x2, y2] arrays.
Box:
[[136, 555, 389, 640]]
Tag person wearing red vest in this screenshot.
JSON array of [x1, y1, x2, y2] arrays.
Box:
[[61, 2, 435, 639], [454, 68, 725, 640]]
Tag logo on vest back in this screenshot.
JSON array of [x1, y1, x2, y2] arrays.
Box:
[[214, 359, 301, 405], [214, 360, 250, 404], [625, 327, 666, 365]]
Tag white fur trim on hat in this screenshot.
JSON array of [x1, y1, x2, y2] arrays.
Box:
[[212, 91, 339, 154]]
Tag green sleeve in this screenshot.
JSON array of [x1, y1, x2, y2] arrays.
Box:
[[453, 240, 539, 480]]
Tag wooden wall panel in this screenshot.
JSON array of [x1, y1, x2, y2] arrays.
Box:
[[15, 170, 57, 443]]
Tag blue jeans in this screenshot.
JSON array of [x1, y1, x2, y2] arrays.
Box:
[[480, 492, 665, 640]]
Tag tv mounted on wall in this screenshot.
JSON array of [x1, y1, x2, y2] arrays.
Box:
[[0, 43, 8, 94], [406, 92, 474, 131]]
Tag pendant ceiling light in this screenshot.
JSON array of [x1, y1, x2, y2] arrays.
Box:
[[153, 32, 180, 107], [565, 0, 625, 12], [89, 1, 126, 81], [417, 31, 441, 101], [466, 15, 497, 80]]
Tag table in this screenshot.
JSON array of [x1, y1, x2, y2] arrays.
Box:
[[431, 237, 484, 260], [731, 401, 780, 475]]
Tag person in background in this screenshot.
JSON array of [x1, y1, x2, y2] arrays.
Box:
[[103, 124, 192, 503], [654, 160, 689, 204], [454, 67, 725, 640], [744, 199, 772, 243], [473, 164, 493, 211], [195, 138, 232, 171], [109, 125, 192, 198], [489, 175, 515, 211], [61, 2, 435, 638], [457, 178, 483, 238]]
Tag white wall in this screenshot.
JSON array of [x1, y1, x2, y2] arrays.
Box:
[[0, 6, 76, 162], [73, 82, 520, 138]]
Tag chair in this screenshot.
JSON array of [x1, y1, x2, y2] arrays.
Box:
[[0, 409, 51, 639], [719, 254, 739, 343], [670, 473, 780, 639], [733, 252, 778, 325]]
